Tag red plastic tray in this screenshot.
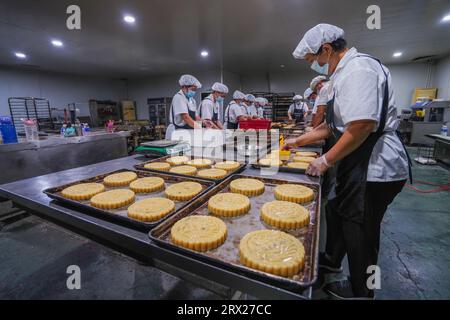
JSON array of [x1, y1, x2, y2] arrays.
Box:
[[238, 119, 272, 130]]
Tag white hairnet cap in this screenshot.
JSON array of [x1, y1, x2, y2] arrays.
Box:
[[310, 76, 327, 91], [303, 88, 314, 99], [233, 90, 246, 100], [246, 94, 256, 102], [293, 95, 303, 101], [211, 82, 229, 93], [264, 98, 269, 104], [255, 97, 266, 106], [292, 24, 345, 59], [179, 74, 202, 88]]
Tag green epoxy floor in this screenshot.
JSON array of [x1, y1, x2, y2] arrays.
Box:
[[0, 148, 449, 299]]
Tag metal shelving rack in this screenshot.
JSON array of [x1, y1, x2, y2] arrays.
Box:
[[8, 97, 55, 133], [273, 93, 295, 121]]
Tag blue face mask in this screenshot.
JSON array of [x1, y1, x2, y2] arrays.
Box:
[[216, 96, 224, 103], [311, 60, 329, 75], [185, 90, 196, 99]]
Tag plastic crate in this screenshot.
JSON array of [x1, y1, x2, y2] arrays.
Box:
[[238, 119, 272, 130]]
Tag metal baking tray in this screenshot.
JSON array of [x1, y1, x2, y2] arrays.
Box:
[[135, 155, 247, 182], [251, 148, 321, 174], [140, 140, 179, 148], [43, 169, 215, 231], [149, 174, 321, 292]]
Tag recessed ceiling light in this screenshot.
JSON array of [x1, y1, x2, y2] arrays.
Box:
[[51, 39, 63, 47], [14, 52, 26, 59], [280, 64, 285, 68], [393, 52, 403, 58], [200, 50, 209, 57], [123, 15, 136, 24], [442, 14, 450, 22]]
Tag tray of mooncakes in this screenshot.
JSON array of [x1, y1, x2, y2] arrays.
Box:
[[251, 148, 321, 174], [149, 174, 321, 292], [135, 155, 247, 182], [43, 169, 215, 231]]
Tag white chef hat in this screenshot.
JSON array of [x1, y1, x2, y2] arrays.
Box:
[[293, 95, 303, 101], [179, 74, 202, 88], [255, 97, 266, 106], [246, 94, 256, 102], [292, 24, 345, 59], [211, 82, 229, 93], [233, 90, 246, 100], [303, 88, 314, 99], [310, 75, 327, 91]]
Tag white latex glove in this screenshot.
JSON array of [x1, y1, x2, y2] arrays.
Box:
[[306, 155, 330, 176], [283, 138, 298, 150]]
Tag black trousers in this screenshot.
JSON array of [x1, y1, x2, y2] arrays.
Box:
[[325, 179, 406, 297]]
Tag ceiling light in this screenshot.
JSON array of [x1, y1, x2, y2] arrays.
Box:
[[442, 14, 450, 22], [123, 15, 136, 24], [393, 52, 403, 58], [201, 50, 209, 57], [14, 52, 26, 59], [280, 64, 285, 68], [51, 39, 64, 47]]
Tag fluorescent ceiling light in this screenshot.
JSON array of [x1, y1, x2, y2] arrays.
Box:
[[393, 52, 403, 58], [51, 39, 64, 47], [201, 50, 209, 57], [123, 15, 136, 24], [14, 52, 26, 59], [442, 14, 450, 22]]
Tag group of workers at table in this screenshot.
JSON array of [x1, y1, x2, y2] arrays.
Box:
[[165, 79, 269, 138], [165, 23, 412, 300], [165, 73, 329, 137]]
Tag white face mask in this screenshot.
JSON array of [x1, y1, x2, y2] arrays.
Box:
[[311, 48, 332, 75]]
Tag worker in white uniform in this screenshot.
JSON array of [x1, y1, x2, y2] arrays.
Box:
[[244, 94, 258, 118], [310, 75, 330, 128], [255, 97, 266, 118], [303, 88, 316, 109], [199, 82, 228, 129], [285, 23, 412, 299], [287, 95, 308, 123], [224, 90, 247, 129], [165, 74, 202, 139]]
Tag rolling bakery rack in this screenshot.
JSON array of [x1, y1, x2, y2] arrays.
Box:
[[8, 97, 55, 133]]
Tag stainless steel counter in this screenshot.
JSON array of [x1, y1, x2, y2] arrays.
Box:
[[0, 152, 320, 299], [0, 131, 131, 184]]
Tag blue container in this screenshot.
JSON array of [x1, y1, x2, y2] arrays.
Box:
[[0, 116, 19, 144]]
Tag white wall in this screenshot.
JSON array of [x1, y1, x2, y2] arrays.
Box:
[[433, 56, 450, 100], [241, 70, 316, 96], [0, 67, 126, 118], [387, 62, 430, 109]]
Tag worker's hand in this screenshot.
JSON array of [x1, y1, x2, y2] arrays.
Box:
[[283, 138, 298, 150], [306, 155, 330, 176]]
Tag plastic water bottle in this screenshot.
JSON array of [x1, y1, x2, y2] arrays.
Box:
[[0, 116, 18, 144], [60, 124, 67, 137], [441, 124, 448, 136], [82, 123, 90, 136]]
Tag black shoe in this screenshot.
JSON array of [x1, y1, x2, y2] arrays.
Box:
[[323, 279, 354, 299], [324, 279, 375, 300], [319, 252, 343, 273]]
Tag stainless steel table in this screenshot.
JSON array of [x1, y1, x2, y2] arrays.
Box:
[[0, 154, 320, 300]]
